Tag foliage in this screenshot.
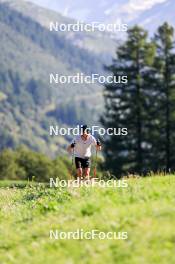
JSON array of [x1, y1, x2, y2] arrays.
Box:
[[0, 147, 71, 181], [150, 23, 175, 171], [102, 24, 175, 176], [0, 147, 103, 181], [102, 26, 156, 175]]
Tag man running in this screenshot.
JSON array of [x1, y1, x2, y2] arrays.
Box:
[[67, 125, 101, 179]]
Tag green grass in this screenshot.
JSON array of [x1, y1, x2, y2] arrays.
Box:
[[0, 176, 175, 264]]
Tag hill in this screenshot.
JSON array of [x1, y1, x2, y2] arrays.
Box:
[[5, 0, 118, 57], [0, 0, 117, 155]]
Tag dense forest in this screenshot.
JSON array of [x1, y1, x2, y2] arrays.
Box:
[[0, 2, 107, 155]]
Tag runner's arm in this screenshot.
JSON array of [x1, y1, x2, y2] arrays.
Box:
[[92, 137, 101, 151], [96, 139, 102, 151], [67, 140, 76, 153]]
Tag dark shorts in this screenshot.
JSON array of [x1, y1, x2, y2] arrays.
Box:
[[75, 157, 91, 169]]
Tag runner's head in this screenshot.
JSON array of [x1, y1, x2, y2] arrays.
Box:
[[81, 124, 90, 138]]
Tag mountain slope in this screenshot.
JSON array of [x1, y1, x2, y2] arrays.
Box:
[[1, 0, 117, 57], [0, 1, 117, 156]]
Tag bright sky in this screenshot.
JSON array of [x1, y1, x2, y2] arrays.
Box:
[[27, 0, 167, 10], [124, 0, 167, 12]]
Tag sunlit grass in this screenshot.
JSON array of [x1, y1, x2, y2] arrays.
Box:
[[0, 176, 175, 264]]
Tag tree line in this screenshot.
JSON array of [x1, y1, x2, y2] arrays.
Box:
[[0, 147, 103, 181], [0, 147, 70, 181], [102, 23, 175, 176]]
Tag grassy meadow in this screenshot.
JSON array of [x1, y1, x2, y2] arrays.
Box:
[[0, 176, 175, 264]]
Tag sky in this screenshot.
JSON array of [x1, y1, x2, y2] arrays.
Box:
[[26, 0, 168, 21]]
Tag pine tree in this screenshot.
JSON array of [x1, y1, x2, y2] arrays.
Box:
[[153, 23, 175, 172], [101, 26, 155, 176]]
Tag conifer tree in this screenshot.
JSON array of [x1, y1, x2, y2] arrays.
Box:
[[153, 23, 175, 172], [101, 26, 155, 176]]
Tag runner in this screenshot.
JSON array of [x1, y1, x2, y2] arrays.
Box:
[[67, 125, 101, 179]]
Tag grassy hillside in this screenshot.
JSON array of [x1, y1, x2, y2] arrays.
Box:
[[0, 176, 174, 263]]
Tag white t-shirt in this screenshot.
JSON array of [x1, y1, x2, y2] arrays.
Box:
[[71, 135, 97, 158]]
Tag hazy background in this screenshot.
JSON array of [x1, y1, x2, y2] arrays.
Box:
[[27, 0, 175, 33], [0, 0, 174, 166]]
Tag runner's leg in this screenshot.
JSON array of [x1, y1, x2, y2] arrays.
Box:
[[75, 157, 83, 179], [77, 168, 83, 179], [83, 158, 91, 179], [84, 168, 90, 179]]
